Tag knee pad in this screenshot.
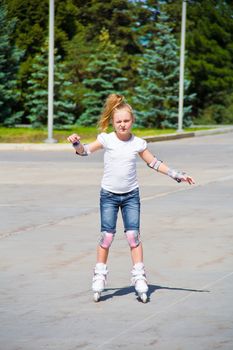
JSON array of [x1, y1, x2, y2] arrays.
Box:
[[99, 231, 114, 249], [125, 230, 141, 248]]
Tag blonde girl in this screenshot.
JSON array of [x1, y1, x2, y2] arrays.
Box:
[[68, 94, 194, 302]]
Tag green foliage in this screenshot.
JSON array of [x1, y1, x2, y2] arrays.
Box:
[[64, 22, 99, 121], [2, 0, 233, 127], [186, 0, 233, 114], [7, 0, 78, 56], [78, 29, 128, 126], [134, 11, 193, 128], [72, 0, 140, 53], [6, 0, 78, 124], [197, 92, 233, 125], [71, 0, 159, 85], [6, 0, 48, 54], [25, 44, 75, 128], [0, 2, 23, 125], [164, 0, 233, 121]]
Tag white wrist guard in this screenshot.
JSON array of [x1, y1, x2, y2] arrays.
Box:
[[167, 168, 186, 183], [147, 157, 163, 171], [76, 144, 91, 156]]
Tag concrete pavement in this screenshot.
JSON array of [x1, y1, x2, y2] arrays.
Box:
[[0, 133, 233, 350]]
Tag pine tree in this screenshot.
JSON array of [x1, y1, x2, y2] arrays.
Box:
[[185, 0, 233, 119], [163, 0, 233, 122], [64, 22, 99, 121], [25, 45, 75, 128], [54, 60, 76, 128], [78, 29, 128, 126], [0, 2, 23, 125], [133, 11, 193, 128]]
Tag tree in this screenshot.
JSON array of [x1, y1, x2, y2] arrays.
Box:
[[25, 45, 75, 128], [163, 0, 233, 122], [72, 0, 140, 53], [71, 0, 161, 85], [5, 0, 233, 126], [64, 22, 99, 121], [133, 11, 193, 128], [6, 0, 78, 123], [78, 29, 128, 126], [186, 0, 233, 119], [0, 2, 23, 125], [7, 0, 78, 57]]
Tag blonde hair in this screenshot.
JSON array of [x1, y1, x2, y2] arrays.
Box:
[[98, 94, 134, 132]]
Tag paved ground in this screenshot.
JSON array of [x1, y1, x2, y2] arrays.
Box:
[[0, 133, 233, 350]]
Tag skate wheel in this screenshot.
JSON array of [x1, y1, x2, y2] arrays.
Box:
[[93, 292, 101, 302], [140, 293, 148, 303]]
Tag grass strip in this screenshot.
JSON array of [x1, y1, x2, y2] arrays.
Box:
[[0, 126, 212, 143]]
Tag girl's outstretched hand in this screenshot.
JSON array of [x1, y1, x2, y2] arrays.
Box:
[[67, 133, 81, 144], [182, 174, 195, 185], [167, 169, 195, 184]]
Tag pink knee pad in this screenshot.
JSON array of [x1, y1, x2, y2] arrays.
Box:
[[99, 231, 114, 249], [125, 230, 141, 248]]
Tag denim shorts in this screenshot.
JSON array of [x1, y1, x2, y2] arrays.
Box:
[[100, 187, 140, 233]]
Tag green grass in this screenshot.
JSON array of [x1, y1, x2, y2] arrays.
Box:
[[0, 126, 212, 143], [0, 126, 97, 143]]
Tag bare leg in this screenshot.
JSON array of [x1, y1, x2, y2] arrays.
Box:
[[97, 245, 109, 264], [97, 242, 143, 264], [130, 242, 143, 264]]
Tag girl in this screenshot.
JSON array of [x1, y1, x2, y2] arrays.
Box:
[[67, 94, 195, 302]]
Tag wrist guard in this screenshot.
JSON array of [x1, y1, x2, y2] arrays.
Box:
[[76, 144, 91, 156], [167, 169, 186, 183]]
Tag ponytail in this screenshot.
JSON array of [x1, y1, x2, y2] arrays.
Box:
[[98, 94, 133, 132]]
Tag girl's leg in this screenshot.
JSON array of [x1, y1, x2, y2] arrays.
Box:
[[121, 190, 148, 302], [97, 245, 109, 264], [92, 189, 119, 301], [130, 242, 143, 264], [121, 188, 143, 262], [97, 189, 119, 264]]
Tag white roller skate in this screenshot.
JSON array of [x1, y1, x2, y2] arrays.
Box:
[[131, 262, 148, 303], [92, 263, 108, 302]]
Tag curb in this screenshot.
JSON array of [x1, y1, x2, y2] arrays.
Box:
[[143, 131, 195, 143], [144, 126, 233, 143], [0, 143, 71, 151], [0, 126, 232, 151]]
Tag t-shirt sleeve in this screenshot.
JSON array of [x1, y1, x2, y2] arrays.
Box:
[[138, 138, 147, 152], [97, 133, 108, 148]]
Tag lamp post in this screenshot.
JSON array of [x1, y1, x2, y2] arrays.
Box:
[[45, 0, 57, 143], [177, 0, 187, 133]]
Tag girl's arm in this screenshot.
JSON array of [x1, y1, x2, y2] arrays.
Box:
[[67, 133, 103, 155], [139, 148, 195, 185]]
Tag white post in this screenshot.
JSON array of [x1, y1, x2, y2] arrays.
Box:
[[45, 0, 57, 143], [177, 0, 187, 133]]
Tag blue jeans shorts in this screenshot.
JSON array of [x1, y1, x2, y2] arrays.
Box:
[[100, 187, 140, 233]]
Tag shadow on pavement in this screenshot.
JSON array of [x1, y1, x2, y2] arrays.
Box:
[[101, 284, 210, 302]]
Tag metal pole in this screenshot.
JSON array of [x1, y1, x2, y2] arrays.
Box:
[[177, 0, 187, 133], [45, 0, 57, 143]]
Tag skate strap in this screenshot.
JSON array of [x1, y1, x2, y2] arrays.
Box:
[[131, 274, 147, 283], [93, 274, 106, 282], [94, 268, 108, 275]]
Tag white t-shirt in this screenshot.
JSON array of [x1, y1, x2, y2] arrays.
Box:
[[97, 132, 147, 194]]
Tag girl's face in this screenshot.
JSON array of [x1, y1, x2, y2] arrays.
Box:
[[112, 108, 134, 140]]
